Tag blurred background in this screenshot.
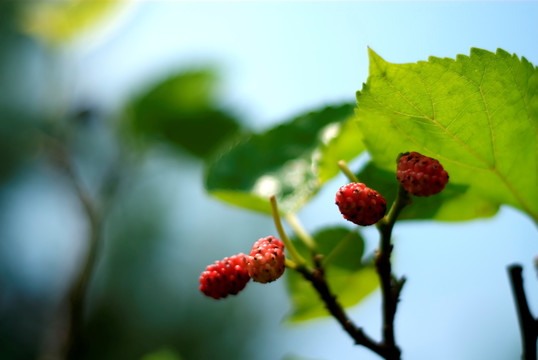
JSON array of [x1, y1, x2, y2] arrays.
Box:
[[0, 1, 537, 360]]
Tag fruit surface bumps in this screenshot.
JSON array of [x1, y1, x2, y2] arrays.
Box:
[[199, 253, 250, 299], [396, 152, 449, 197], [247, 236, 285, 284], [335, 183, 387, 226]]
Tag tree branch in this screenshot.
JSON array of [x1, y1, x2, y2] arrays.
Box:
[[508, 264, 538, 360], [374, 184, 412, 360], [40, 132, 104, 359], [63, 158, 102, 360], [295, 258, 391, 359]]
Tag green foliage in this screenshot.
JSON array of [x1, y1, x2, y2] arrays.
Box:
[[201, 47, 537, 325], [126, 69, 240, 158], [285, 227, 378, 322], [0, 110, 35, 181], [19, 1, 121, 45], [317, 115, 365, 183], [356, 48, 538, 222], [205, 104, 358, 214], [140, 348, 182, 360]]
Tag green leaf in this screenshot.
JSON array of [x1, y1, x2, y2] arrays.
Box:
[[285, 227, 378, 322], [126, 69, 240, 158], [356, 48, 538, 223], [316, 116, 365, 184], [0, 108, 35, 181], [205, 104, 356, 214], [357, 162, 499, 221], [293, 227, 365, 270], [286, 266, 378, 323], [140, 349, 182, 360]]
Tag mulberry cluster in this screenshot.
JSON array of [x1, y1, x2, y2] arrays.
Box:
[[199, 236, 286, 299]]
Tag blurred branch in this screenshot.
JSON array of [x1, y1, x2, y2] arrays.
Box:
[[39, 128, 117, 359], [508, 265, 538, 360], [62, 153, 101, 360]]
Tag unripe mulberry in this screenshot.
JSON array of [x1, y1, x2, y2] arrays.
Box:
[[246, 236, 285, 283], [396, 152, 449, 197], [335, 183, 387, 226], [199, 253, 250, 299]]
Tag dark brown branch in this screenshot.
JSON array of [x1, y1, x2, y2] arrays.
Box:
[[373, 185, 412, 360], [374, 246, 402, 359], [296, 259, 390, 359], [292, 184, 410, 359], [508, 264, 538, 360]]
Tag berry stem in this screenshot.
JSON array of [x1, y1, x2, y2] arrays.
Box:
[[269, 195, 307, 267], [284, 213, 318, 253], [338, 160, 359, 183], [285, 258, 298, 270], [374, 184, 412, 360]]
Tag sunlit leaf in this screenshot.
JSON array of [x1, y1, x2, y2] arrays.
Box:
[[18, 1, 121, 45], [316, 115, 365, 184], [285, 227, 378, 322], [356, 48, 538, 223], [126, 69, 240, 158], [205, 104, 356, 214]]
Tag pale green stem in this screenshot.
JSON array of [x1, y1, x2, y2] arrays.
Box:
[[285, 258, 298, 270], [269, 195, 307, 267], [338, 160, 359, 183], [285, 213, 318, 252]]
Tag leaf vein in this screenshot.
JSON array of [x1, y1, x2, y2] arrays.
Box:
[[366, 92, 489, 172], [478, 63, 497, 169]]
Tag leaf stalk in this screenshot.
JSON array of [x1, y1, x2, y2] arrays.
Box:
[[338, 160, 359, 183], [270, 195, 308, 267]]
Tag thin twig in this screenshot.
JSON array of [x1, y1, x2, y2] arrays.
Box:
[[338, 160, 359, 183], [285, 213, 318, 252], [269, 195, 307, 267]]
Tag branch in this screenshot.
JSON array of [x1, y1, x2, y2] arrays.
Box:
[[508, 264, 538, 360], [374, 184, 412, 360], [63, 157, 102, 359], [295, 258, 391, 359], [40, 132, 104, 359], [271, 194, 391, 357]]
